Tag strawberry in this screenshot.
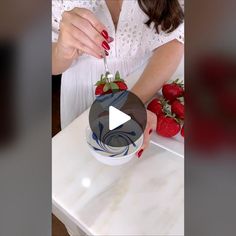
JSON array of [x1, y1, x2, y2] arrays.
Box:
[[156, 116, 180, 137], [181, 125, 184, 137], [114, 81, 128, 90], [171, 100, 184, 119], [95, 84, 105, 95], [104, 89, 112, 94], [147, 98, 163, 116], [95, 71, 128, 96], [162, 79, 184, 102]]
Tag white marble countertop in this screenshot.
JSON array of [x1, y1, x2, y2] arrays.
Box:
[[52, 109, 184, 236], [52, 60, 184, 235]]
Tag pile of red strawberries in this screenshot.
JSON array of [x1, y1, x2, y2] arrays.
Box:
[[95, 71, 128, 95], [95, 73, 184, 138], [147, 79, 184, 138]]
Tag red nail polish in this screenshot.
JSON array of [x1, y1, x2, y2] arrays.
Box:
[[108, 36, 114, 43], [101, 30, 109, 40], [102, 41, 110, 50], [105, 50, 109, 56], [149, 129, 153, 135], [137, 149, 143, 158]]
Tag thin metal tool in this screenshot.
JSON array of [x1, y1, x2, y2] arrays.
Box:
[[103, 51, 113, 79], [103, 52, 109, 73]]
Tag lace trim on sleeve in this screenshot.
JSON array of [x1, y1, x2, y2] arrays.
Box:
[[148, 22, 184, 51]]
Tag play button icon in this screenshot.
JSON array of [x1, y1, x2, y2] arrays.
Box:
[[109, 106, 131, 130], [89, 91, 147, 147]]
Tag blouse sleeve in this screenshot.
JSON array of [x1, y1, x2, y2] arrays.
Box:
[[147, 22, 184, 51], [52, 1, 64, 43]]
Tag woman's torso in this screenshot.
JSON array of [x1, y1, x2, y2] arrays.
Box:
[[52, 0, 184, 128]]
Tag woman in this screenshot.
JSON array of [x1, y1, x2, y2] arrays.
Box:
[[52, 0, 184, 157]]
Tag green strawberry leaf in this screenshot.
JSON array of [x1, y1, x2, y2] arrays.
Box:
[[115, 71, 120, 80], [177, 96, 184, 103], [103, 83, 111, 92], [173, 78, 179, 84], [95, 80, 106, 86], [160, 97, 168, 107], [95, 74, 107, 86], [110, 82, 119, 90], [114, 71, 125, 82], [173, 78, 184, 87]]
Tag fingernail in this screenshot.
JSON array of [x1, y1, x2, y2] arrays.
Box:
[[101, 30, 109, 40], [108, 36, 114, 43], [137, 149, 143, 158], [102, 41, 110, 50], [105, 50, 109, 56], [149, 129, 153, 135]]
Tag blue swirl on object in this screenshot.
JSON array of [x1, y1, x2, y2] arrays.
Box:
[[88, 121, 137, 157]]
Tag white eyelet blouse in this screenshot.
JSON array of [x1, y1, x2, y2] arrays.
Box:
[[52, 0, 184, 129]]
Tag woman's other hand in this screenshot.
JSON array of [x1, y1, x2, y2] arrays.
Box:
[[136, 110, 157, 158], [56, 7, 112, 59]]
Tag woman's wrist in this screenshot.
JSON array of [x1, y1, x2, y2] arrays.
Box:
[[54, 42, 79, 61], [52, 42, 80, 75]]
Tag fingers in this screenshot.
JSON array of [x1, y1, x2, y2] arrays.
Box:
[[136, 125, 152, 158], [66, 23, 103, 57], [135, 110, 157, 158], [72, 16, 109, 50], [148, 111, 158, 130], [73, 8, 108, 36], [59, 28, 102, 59], [70, 37, 102, 59], [107, 36, 114, 43], [62, 10, 110, 52]]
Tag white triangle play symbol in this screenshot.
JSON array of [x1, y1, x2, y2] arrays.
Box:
[[109, 106, 131, 131]]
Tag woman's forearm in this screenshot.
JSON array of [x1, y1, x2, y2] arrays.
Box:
[[131, 40, 184, 103], [52, 43, 77, 75]]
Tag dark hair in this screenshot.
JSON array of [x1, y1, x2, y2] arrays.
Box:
[[138, 0, 184, 33]]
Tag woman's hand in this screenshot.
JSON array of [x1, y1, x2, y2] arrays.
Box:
[[136, 110, 157, 158], [57, 7, 111, 59], [52, 7, 113, 75], [132, 40, 183, 157]]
